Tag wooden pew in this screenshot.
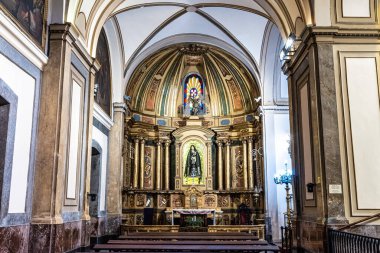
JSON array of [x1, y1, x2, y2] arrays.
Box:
[[118, 234, 259, 240], [126, 231, 251, 236], [108, 239, 269, 245], [93, 243, 280, 252]]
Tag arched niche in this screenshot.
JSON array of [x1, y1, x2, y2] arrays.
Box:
[[172, 126, 215, 191]]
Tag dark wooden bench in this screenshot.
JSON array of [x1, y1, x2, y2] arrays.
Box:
[[108, 239, 268, 245], [118, 234, 259, 240], [94, 243, 280, 252], [126, 231, 251, 236]]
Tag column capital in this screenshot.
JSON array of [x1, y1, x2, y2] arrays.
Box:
[[247, 136, 254, 143], [155, 139, 163, 145], [217, 141, 224, 147], [139, 136, 146, 143], [224, 139, 231, 146], [113, 102, 127, 114], [164, 140, 171, 146], [240, 137, 247, 143]]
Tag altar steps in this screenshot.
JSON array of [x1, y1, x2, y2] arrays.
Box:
[[87, 231, 280, 252]]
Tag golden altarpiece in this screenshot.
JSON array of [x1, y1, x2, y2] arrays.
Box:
[[121, 44, 264, 229]]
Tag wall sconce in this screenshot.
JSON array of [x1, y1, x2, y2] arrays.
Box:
[[306, 182, 315, 193], [94, 83, 99, 98], [87, 192, 97, 201], [280, 33, 297, 61]]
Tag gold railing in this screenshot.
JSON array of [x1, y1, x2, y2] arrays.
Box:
[[207, 225, 265, 240], [122, 225, 180, 234]]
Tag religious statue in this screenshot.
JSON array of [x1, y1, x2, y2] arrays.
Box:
[[184, 145, 202, 179], [189, 94, 201, 115]]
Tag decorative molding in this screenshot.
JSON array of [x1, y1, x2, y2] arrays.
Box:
[[94, 103, 114, 130], [0, 10, 48, 69]]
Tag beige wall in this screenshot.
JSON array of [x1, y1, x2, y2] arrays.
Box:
[[334, 45, 380, 222]]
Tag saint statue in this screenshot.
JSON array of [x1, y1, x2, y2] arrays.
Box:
[[184, 145, 202, 178]]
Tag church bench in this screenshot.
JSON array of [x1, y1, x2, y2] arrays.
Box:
[[93, 243, 280, 252], [108, 239, 268, 245], [125, 231, 251, 236], [118, 234, 259, 240]]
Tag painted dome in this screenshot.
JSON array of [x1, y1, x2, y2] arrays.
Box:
[[126, 44, 260, 118]]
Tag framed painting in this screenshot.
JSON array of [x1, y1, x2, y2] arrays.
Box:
[[0, 0, 45, 44]]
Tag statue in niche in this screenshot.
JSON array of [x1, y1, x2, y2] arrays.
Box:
[[184, 145, 202, 182], [189, 88, 201, 115]]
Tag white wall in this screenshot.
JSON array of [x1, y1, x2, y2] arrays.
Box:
[[345, 57, 380, 210], [263, 108, 291, 241], [66, 80, 82, 199], [92, 125, 109, 211], [0, 54, 35, 213], [342, 0, 370, 17]]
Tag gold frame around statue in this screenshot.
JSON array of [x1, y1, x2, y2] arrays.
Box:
[[182, 139, 206, 186]]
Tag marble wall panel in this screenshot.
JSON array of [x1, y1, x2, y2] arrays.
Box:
[[0, 224, 29, 253], [29, 220, 89, 252]]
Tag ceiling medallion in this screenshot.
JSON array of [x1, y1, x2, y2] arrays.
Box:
[[180, 44, 208, 66], [179, 44, 208, 56]]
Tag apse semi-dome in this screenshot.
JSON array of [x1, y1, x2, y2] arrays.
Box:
[[126, 44, 260, 120]]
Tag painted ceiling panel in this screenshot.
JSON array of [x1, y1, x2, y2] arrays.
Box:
[[201, 7, 268, 64], [113, 0, 267, 14], [116, 6, 183, 64], [141, 12, 243, 55]]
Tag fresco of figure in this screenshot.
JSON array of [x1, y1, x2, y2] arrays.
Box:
[[184, 145, 202, 179], [0, 0, 44, 43]]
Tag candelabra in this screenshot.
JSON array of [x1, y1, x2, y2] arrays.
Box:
[[274, 163, 293, 229]]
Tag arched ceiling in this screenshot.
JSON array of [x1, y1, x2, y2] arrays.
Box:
[[66, 0, 312, 58], [126, 44, 260, 118], [112, 4, 270, 70]]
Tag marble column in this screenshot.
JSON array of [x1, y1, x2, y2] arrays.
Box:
[[225, 140, 231, 190], [247, 136, 254, 189], [139, 138, 145, 189], [242, 138, 248, 189], [106, 102, 126, 234], [164, 140, 170, 190], [156, 140, 162, 190], [217, 140, 224, 190], [133, 138, 140, 188], [83, 62, 98, 223], [31, 24, 98, 251]]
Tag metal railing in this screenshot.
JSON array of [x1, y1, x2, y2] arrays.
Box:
[[328, 229, 380, 253], [328, 212, 380, 253]]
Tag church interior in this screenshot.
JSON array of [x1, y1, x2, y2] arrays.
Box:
[[0, 0, 379, 252]]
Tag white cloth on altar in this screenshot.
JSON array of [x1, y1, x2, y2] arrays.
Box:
[[173, 209, 216, 215]]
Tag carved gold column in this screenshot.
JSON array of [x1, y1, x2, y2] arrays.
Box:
[[248, 136, 254, 189], [156, 140, 162, 190], [217, 140, 223, 190], [139, 137, 145, 189], [225, 140, 231, 190], [164, 140, 170, 190], [133, 138, 140, 188], [174, 142, 181, 190], [242, 138, 248, 189], [206, 142, 213, 190]]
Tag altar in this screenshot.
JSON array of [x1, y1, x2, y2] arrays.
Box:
[[170, 209, 223, 226]]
